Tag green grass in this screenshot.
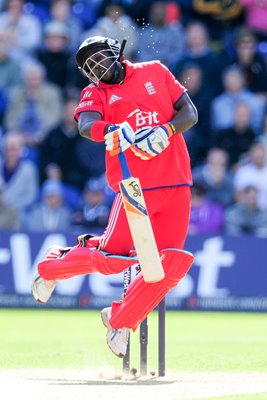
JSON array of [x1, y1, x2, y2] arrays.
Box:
[[0, 309, 267, 372]]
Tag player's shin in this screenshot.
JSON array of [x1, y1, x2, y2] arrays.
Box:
[[109, 249, 194, 331]]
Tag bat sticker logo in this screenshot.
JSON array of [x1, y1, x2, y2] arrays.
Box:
[[129, 181, 141, 197], [120, 182, 147, 215]]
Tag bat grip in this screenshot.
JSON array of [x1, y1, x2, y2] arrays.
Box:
[[118, 152, 131, 180], [108, 125, 131, 180]]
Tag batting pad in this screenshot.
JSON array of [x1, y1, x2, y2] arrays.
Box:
[[110, 249, 194, 331], [38, 247, 138, 280]]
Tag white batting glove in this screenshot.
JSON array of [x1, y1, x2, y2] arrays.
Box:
[[131, 123, 176, 160], [105, 121, 135, 156]]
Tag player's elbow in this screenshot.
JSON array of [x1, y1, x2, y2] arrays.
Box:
[[78, 119, 93, 140], [79, 125, 90, 139], [188, 103, 198, 128]]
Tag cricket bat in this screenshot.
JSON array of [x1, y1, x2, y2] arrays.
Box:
[[118, 152, 165, 283]]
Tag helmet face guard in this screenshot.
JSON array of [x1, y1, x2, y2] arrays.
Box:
[[82, 48, 119, 84], [77, 37, 121, 85]]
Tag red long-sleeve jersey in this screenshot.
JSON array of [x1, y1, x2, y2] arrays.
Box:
[[75, 59, 192, 192]]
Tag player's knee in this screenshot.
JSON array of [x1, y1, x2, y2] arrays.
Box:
[[160, 248, 194, 284]]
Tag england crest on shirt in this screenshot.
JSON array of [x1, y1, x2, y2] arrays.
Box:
[[144, 82, 156, 95]]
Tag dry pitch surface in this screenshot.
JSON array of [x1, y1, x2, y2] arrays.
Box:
[[1, 369, 267, 400]]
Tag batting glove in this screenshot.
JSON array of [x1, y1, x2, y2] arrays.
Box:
[[105, 121, 135, 156], [131, 123, 176, 160]]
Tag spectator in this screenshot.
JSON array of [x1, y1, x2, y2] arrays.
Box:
[[99, 172, 115, 207], [176, 0, 199, 26], [211, 65, 265, 134], [66, 53, 89, 93], [192, 148, 234, 208], [136, 1, 185, 71], [0, 177, 20, 230], [0, 88, 6, 128], [71, 177, 110, 232], [178, 62, 213, 167], [22, 0, 50, 24], [48, 0, 84, 51], [165, 1, 181, 24], [25, 178, 72, 232], [74, 138, 106, 184], [234, 141, 267, 210], [43, 163, 82, 211], [175, 20, 222, 96], [4, 61, 63, 161], [97, 0, 154, 26], [225, 185, 267, 236], [0, 131, 39, 215], [189, 182, 225, 235], [192, 0, 244, 48], [36, 20, 71, 92], [212, 101, 256, 169], [231, 26, 267, 96], [0, 29, 22, 91], [240, 0, 267, 43], [39, 96, 86, 190], [83, 3, 138, 60], [258, 112, 267, 155], [0, 0, 42, 62]]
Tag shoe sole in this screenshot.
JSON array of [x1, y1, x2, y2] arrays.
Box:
[[31, 276, 45, 304], [101, 309, 109, 328], [31, 246, 60, 304], [32, 273, 56, 304], [101, 309, 124, 358]]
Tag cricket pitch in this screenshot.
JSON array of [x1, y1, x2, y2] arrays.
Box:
[[1, 369, 267, 400]]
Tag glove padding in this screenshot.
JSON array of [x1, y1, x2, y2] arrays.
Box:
[[131, 123, 175, 160], [105, 121, 135, 156]]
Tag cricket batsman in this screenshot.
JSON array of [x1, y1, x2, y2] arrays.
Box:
[[32, 36, 198, 358]]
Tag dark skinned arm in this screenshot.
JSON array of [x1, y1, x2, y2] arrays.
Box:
[[171, 92, 198, 134], [78, 111, 104, 141]]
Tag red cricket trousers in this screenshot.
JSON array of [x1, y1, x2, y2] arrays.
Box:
[[100, 185, 191, 254], [100, 185, 192, 330]]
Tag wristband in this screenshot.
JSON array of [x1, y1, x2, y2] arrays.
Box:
[[169, 122, 176, 134], [91, 120, 109, 142], [163, 122, 176, 138]]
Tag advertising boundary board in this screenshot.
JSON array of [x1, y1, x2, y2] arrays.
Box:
[[0, 232, 266, 311]]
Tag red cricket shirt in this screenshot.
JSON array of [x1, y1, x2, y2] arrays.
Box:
[[75, 60, 192, 192]]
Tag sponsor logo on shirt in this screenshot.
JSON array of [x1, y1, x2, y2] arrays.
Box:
[[144, 82, 156, 95], [109, 94, 122, 104], [80, 100, 93, 107], [127, 109, 160, 127], [136, 111, 160, 127]]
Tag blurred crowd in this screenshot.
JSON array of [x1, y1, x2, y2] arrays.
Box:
[[1, 0, 267, 236]]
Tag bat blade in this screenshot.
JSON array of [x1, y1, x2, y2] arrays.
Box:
[[119, 176, 165, 283]]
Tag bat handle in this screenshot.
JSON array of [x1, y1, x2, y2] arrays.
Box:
[[108, 124, 131, 180], [118, 152, 131, 180]]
